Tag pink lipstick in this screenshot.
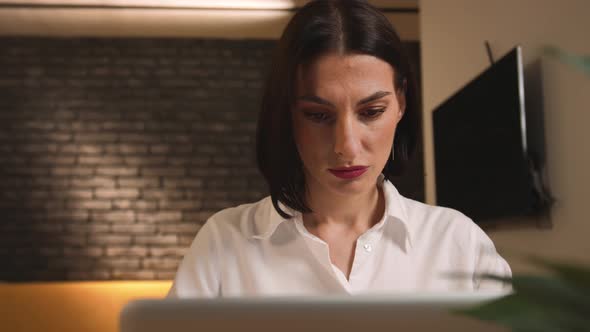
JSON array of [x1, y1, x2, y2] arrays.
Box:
[[328, 166, 369, 179]]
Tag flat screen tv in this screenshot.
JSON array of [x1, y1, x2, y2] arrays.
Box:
[[432, 46, 542, 223]]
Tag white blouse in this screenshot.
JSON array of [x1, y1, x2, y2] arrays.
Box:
[[167, 179, 511, 298]]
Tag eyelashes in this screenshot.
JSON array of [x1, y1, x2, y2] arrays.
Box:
[[302, 108, 386, 124], [361, 108, 386, 118], [303, 111, 330, 123]]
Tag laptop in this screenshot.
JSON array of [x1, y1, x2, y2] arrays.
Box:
[[120, 292, 509, 332]]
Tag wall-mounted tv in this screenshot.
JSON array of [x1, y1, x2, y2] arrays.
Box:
[[432, 46, 548, 223]]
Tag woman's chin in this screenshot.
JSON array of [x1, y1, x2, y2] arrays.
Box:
[[325, 172, 377, 196]]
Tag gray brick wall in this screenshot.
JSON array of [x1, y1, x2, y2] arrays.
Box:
[[0, 38, 271, 281], [0, 37, 422, 281]]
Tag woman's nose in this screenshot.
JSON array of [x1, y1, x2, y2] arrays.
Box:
[[333, 117, 360, 160]]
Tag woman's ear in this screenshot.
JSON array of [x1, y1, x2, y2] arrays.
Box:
[[396, 78, 407, 119]]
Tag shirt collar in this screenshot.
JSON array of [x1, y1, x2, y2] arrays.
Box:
[[250, 198, 292, 240], [380, 177, 414, 251], [250, 176, 414, 250]]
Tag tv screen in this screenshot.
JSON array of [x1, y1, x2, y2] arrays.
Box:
[[432, 46, 537, 223]]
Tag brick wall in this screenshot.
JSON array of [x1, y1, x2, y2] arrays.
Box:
[[0, 37, 422, 281]]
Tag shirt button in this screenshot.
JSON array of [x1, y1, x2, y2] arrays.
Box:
[[363, 243, 372, 252]]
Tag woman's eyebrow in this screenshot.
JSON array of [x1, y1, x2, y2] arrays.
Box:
[[356, 91, 392, 106], [296, 90, 392, 107], [296, 95, 334, 107]]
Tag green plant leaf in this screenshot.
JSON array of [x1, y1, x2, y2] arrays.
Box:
[[543, 46, 590, 77], [527, 256, 590, 295], [456, 257, 590, 331], [455, 293, 563, 332], [510, 274, 590, 314], [457, 293, 590, 332]]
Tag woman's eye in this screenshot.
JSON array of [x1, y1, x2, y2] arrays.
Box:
[[361, 108, 386, 119], [303, 111, 330, 123]]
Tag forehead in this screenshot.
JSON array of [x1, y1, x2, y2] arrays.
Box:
[[295, 53, 395, 94]]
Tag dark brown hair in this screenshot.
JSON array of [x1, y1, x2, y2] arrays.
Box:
[[256, 0, 420, 218]]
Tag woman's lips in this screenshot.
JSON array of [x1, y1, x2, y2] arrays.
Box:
[[328, 166, 369, 179]]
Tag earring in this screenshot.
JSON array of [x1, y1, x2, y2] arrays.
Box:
[[390, 148, 395, 162]]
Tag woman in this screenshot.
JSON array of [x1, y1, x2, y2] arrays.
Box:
[[167, 0, 511, 298]]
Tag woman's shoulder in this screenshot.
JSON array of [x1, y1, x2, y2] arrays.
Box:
[[402, 196, 474, 228], [399, 196, 489, 244], [199, 196, 273, 240], [399, 196, 498, 260], [383, 180, 475, 232]]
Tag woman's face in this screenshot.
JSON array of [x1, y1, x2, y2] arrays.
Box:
[[292, 53, 406, 199]]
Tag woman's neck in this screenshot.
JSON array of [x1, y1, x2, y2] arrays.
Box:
[[303, 180, 385, 233]]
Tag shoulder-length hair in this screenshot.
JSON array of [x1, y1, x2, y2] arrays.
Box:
[[256, 0, 420, 219]]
